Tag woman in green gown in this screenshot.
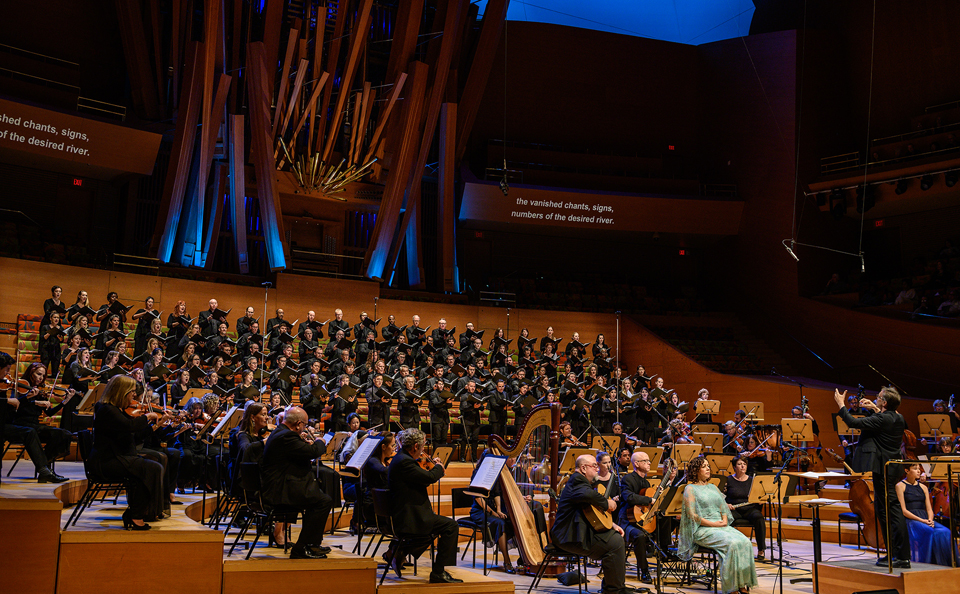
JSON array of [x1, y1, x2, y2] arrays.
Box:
[[678, 456, 758, 593]]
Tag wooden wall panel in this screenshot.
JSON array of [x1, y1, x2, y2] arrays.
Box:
[[0, 498, 61, 594]]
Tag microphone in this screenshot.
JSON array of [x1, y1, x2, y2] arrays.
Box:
[[860, 255, 866, 272], [261, 281, 273, 287], [784, 244, 799, 262]]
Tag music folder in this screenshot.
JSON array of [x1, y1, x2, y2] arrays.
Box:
[[463, 454, 508, 498]]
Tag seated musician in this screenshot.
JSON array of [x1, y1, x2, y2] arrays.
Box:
[[897, 462, 957, 566], [227, 402, 269, 495], [559, 420, 586, 449], [612, 422, 638, 449], [0, 353, 20, 478], [723, 421, 744, 456], [743, 434, 773, 474], [5, 362, 75, 483], [261, 406, 333, 559], [90, 375, 169, 529], [679, 456, 758, 594], [618, 451, 677, 584], [354, 431, 395, 531], [385, 428, 462, 584], [724, 455, 766, 561], [551, 454, 627, 594], [469, 452, 516, 574]]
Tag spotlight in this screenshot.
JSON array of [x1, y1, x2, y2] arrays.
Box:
[[920, 174, 935, 190], [856, 184, 875, 214], [499, 176, 509, 196], [894, 178, 909, 194], [945, 171, 959, 188], [830, 189, 847, 220]]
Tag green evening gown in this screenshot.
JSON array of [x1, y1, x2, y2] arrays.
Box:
[[678, 483, 758, 593]]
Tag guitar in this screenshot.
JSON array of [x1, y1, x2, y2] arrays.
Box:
[[630, 457, 677, 533], [583, 482, 615, 531]]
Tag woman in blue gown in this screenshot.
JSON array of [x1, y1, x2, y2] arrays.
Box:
[[679, 456, 758, 594], [897, 462, 956, 566]]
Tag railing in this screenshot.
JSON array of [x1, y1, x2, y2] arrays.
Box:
[[112, 253, 160, 275], [77, 97, 126, 121], [479, 291, 516, 307], [820, 152, 860, 174], [289, 247, 367, 279]]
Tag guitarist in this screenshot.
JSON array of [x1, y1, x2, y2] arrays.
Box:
[[551, 455, 627, 594], [618, 451, 677, 584]]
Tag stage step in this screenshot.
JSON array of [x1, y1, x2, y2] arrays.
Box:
[[819, 558, 960, 594], [223, 548, 379, 594], [378, 566, 514, 593]]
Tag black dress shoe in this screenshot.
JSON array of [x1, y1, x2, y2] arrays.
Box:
[[312, 545, 332, 555], [429, 571, 464, 584], [875, 556, 888, 566], [290, 547, 327, 560], [38, 471, 69, 483], [640, 572, 653, 584], [891, 559, 911, 569]]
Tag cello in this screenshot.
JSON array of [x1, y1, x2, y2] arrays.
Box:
[[826, 448, 884, 549]]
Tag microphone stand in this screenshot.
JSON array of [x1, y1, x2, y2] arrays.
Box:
[[773, 442, 798, 594], [260, 282, 272, 392]]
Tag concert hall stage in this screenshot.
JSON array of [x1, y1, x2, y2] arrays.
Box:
[[5, 459, 959, 594], [818, 558, 960, 594]]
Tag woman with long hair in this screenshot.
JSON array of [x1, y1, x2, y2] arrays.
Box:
[[679, 456, 757, 593], [90, 375, 168, 529]]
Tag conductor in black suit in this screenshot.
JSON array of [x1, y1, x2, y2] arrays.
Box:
[[261, 406, 333, 559], [551, 454, 627, 594], [386, 428, 462, 584], [835, 386, 910, 568]]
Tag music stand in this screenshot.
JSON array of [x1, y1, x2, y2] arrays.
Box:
[[559, 447, 596, 475], [739, 402, 764, 422], [695, 400, 720, 416], [692, 423, 721, 434], [673, 443, 702, 469], [832, 413, 861, 437], [781, 419, 813, 444], [324, 432, 351, 464], [592, 434, 623, 454], [661, 485, 687, 517], [693, 433, 724, 454], [433, 446, 454, 468], [706, 454, 734, 476], [635, 447, 664, 474], [76, 384, 104, 415], [342, 436, 383, 553], [918, 414, 952, 439], [750, 472, 780, 555]]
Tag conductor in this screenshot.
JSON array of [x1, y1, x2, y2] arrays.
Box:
[[261, 406, 333, 559], [551, 454, 627, 594], [834, 386, 909, 568], [386, 428, 462, 583]]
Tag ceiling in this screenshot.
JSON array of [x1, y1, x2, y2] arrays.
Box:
[[475, 0, 757, 45]]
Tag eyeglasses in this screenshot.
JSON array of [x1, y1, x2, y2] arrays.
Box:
[[582, 463, 599, 469]]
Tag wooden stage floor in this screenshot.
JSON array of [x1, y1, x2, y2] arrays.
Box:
[[3, 460, 956, 594]]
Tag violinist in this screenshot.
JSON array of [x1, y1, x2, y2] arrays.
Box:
[[90, 375, 168, 529], [723, 421, 744, 456], [0, 353, 21, 480], [39, 311, 66, 376], [612, 422, 639, 449], [725, 455, 766, 561], [743, 434, 773, 474], [5, 363, 74, 482], [261, 406, 333, 559], [385, 428, 461, 583], [559, 420, 587, 449], [932, 399, 960, 434], [469, 451, 516, 574], [356, 431, 395, 530], [175, 396, 212, 492]]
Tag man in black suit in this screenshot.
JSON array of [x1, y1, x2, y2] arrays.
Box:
[[261, 406, 333, 559], [386, 428, 462, 584], [551, 454, 626, 594], [617, 451, 678, 584], [835, 386, 909, 568]]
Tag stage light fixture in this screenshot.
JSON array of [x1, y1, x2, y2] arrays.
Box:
[[945, 171, 958, 188], [894, 178, 909, 194], [920, 174, 935, 190]]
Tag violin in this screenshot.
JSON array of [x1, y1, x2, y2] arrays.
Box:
[[418, 451, 436, 471], [0, 374, 15, 390]]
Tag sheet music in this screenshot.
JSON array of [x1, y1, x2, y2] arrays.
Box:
[[345, 436, 383, 474], [464, 455, 508, 497]]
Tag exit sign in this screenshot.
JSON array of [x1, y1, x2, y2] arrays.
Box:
[[678, 249, 686, 256], [474, 230, 483, 239], [73, 178, 83, 187], [874, 219, 885, 228]]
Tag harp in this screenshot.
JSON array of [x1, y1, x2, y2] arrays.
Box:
[[487, 402, 561, 569]]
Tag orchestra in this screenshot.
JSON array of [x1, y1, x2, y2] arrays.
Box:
[[6, 284, 960, 591]]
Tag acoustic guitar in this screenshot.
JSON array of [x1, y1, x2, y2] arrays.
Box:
[[583, 482, 615, 531], [630, 457, 677, 533]]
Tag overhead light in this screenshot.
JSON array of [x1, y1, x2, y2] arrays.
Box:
[[895, 179, 909, 194], [945, 171, 959, 188], [499, 176, 509, 196], [920, 174, 936, 190]]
